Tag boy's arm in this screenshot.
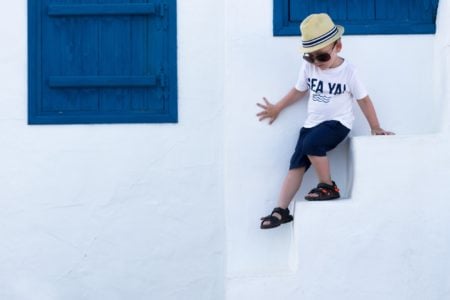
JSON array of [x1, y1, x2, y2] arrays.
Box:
[[357, 96, 394, 135], [257, 88, 308, 125]]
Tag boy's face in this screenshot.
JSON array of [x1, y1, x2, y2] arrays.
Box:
[[303, 40, 342, 69]]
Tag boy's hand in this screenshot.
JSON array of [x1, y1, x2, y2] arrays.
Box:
[[371, 128, 395, 135], [256, 97, 280, 125]]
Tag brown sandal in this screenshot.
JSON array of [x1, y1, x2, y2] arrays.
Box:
[[260, 207, 294, 229]]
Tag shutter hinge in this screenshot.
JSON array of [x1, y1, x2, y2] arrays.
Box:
[[156, 3, 168, 31], [159, 71, 166, 88], [158, 3, 166, 17]]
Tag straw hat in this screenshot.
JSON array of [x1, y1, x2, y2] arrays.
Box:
[[300, 13, 345, 53]]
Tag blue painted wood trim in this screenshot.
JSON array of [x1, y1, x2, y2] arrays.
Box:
[[47, 3, 159, 16], [30, 113, 177, 125], [167, 0, 178, 123], [273, 0, 439, 36], [28, 0, 41, 125], [273, 0, 293, 36], [48, 76, 158, 88], [274, 23, 437, 36]]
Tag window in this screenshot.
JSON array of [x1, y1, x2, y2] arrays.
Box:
[[274, 0, 439, 36], [28, 0, 177, 124]]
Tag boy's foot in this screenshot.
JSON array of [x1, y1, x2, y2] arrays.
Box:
[[305, 181, 340, 201], [260, 207, 293, 229]]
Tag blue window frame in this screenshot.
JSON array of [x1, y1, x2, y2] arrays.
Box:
[[274, 0, 439, 36], [28, 0, 177, 124]]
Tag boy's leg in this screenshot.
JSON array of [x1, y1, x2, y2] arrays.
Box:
[[260, 127, 311, 228], [306, 155, 333, 197], [307, 155, 332, 185], [302, 121, 350, 198], [261, 167, 305, 227], [277, 167, 306, 209]]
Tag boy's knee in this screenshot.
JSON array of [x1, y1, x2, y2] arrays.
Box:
[[303, 140, 326, 156]]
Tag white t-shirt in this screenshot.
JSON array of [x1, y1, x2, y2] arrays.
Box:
[[295, 59, 368, 130]]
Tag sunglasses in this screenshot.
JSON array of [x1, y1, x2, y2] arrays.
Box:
[[303, 42, 337, 64]]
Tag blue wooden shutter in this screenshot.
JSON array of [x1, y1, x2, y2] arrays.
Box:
[[274, 0, 439, 36], [28, 0, 177, 124]]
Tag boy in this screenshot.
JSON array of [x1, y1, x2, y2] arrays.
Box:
[[258, 13, 393, 229]]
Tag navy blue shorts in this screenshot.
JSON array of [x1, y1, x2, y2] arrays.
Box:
[[289, 120, 350, 171]]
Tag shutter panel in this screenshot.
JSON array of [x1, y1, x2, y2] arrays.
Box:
[[347, 0, 375, 21], [275, 0, 439, 36], [375, 0, 408, 21], [29, 0, 177, 124]]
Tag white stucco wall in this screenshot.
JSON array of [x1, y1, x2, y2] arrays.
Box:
[[0, 1, 225, 300], [225, 0, 436, 273], [226, 1, 450, 300], [2, 0, 449, 299]]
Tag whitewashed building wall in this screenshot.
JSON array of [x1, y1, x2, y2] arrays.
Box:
[[0, 1, 225, 300], [1, 0, 450, 299], [226, 0, 450, 299]]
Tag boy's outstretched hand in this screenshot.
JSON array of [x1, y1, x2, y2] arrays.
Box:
[[256, 97, 280, 125]]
